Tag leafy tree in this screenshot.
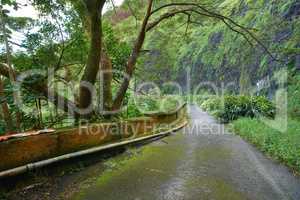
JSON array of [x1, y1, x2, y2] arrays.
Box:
[[0, 0, 34, 131], [0, 0, 277, 131]]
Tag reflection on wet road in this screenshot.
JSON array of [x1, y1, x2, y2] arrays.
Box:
[[72, 105, 300, 200]]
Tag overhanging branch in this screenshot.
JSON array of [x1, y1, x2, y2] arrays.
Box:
[[146, 9, 191, 32], [149, 2, 278, 61]]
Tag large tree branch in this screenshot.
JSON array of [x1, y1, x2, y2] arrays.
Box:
[[150, 2, 207, 15], [149, 2, 278, 61], [156, 8, 253, 47], [79, 0, 106, 113], [112, 0, 154, 110], [146, 9, 191, 32]]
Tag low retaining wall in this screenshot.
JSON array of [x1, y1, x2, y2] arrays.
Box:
[[0, 104, 187, 172], [145, 104, 187, 124]]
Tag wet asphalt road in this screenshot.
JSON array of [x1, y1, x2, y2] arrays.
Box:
[[73, 105, 300, 200]]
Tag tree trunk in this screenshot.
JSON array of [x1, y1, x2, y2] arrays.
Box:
[[99, 49, 113, 113], [112, 0, 154, 111], [0, 76, 14, 133], [0, 7, 21, 130], [79, 0, 106, 117]]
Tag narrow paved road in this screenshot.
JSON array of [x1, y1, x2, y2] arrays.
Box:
[[73, 105, 300, 200]]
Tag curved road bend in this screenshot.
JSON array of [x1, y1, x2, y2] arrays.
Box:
[[73, 105, 300, 200]]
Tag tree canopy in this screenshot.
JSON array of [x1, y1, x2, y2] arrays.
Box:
[[0, 0, 299, 133]]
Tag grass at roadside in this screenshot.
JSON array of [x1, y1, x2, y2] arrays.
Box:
[[232, 118, 300, 173], [194, 71, 300, 173]]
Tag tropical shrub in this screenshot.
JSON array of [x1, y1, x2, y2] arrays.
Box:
[[122, 95, 184, 118], [201, 97, 222, 112], [288, 73, 300, 120], [201, 95, 275, 123]]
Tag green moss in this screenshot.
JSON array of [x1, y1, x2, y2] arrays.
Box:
[[72, 133, 186, 199]]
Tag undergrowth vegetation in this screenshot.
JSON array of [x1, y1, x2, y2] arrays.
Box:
[[0, 94, 184, 135], [232, 118, 300, 172], [287, 72, 300, 120], [195, 69, 300, 172], [200, 95, 275, 123], [232, 71, 300, 172], [122, 95, 184, 118]]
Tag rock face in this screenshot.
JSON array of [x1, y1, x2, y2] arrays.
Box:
[[296, 55, 300, 70], [137, 0, 300, 93], [283, 2, 300, 20], [210, 32, 223, 49]]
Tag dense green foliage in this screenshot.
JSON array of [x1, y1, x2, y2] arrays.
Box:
[[231, 68, 300, 172], [0, 1, 136, 133], [0, 0, 299, 177], [201, 95, 275, 123], [124, 0, 300, 90], [288, 72, 300, 120], [121, 94, 184, 118], [195, 66, 300, 171], [0, 0, 299, 138]]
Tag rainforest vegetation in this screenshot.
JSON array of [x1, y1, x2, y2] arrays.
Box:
[[0, 0, 299, 171]]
